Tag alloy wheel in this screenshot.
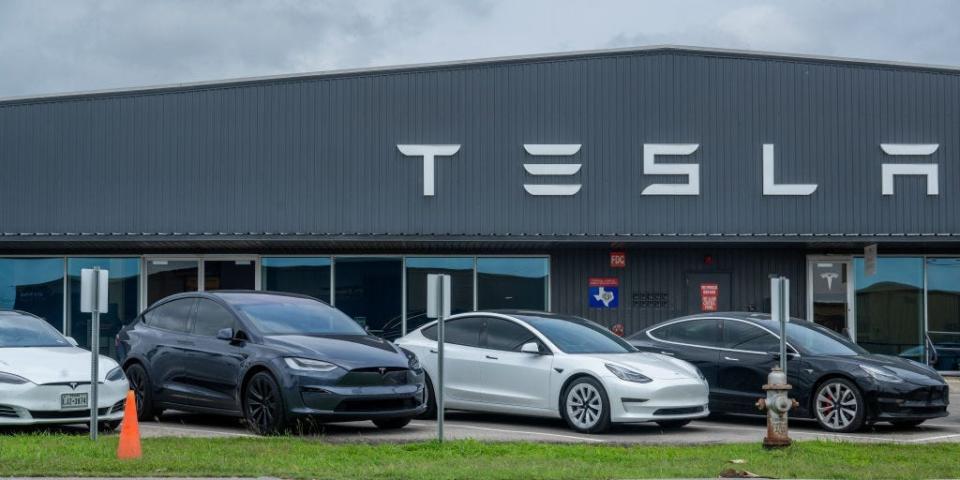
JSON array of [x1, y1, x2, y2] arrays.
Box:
[[566, 383, 603, 429], [246, 375, 281, 434], [816, 382, 859, 430], [126, 367, 147, 417]]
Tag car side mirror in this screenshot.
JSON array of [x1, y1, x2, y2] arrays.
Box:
[[520, 342, 541, 354], [216, 328, 235, 341], [65, 336, 79, 347]]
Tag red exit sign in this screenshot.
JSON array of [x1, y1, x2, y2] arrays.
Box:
[[610, 251, 626, 268]]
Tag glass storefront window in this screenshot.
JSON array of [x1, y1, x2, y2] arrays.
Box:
[[926, 258, 960, 371], [262, 257, 331, 302], [334, 257, 402, 338], [854, 257, 924, 359], [146, 260, 199, 305], [477, 258, 549, 311], [67, 258, 140, 359], [0, 258, 65, 330], [405, 257, 474, 336], [204, 259, 256, 290], [810, 261, 850, 335]]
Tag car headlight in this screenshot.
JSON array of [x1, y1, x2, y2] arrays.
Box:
[[860, 364, 904, 383], [605, 363, 652, 383], [106, 366, 126, 382], [400, 348, 422, 372], [0, 372, 30, 384], [284, 357, 340, 372]]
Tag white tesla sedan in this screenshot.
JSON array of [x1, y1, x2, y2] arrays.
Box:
[[396, 311, 709, 433], [0, 310, 128, 429]]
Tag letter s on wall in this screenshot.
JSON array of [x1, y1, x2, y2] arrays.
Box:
[[640, 144, 700, 196]]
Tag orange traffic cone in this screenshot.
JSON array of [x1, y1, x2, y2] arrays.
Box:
[[117, 390, 142, 460]]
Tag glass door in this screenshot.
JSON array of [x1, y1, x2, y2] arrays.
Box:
[[926, 258, 960, 371], [807, 258, 853, 337], [145, 256, 258, 306], [146, 259, 200, 305], [204, 258, 256, 291]]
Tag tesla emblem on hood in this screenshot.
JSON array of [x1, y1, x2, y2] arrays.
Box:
[[379, 368, 387, 375], [68, 382, 79, 390]]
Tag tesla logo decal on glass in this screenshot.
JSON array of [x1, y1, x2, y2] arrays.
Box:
[[820, 272, 839, 290]]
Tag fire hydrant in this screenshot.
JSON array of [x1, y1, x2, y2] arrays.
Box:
[[755, 366, 799, 448]]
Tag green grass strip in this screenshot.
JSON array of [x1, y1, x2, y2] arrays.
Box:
[[1, 435, 959, 479]]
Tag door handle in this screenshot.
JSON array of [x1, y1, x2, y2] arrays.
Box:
[[429, 349, 438, 354], [176, 340, 195, 346], [485, 355, 498, 360], [723, 356, 739, 362], [659, 351, 675, 356]]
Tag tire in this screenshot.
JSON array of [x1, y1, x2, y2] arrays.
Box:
[[243, 371, 288, 435], [561, 377, 612, 434], [656, 419, 692, 429], [890, 419, 925, 428], [97, 420, 120, 433], [373, 417, 412, 430], [124, 363, 157, 421], [813, 378, 866, 433], [416, 374, 437, 420]]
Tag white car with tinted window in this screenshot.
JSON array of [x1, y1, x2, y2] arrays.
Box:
[[0, 310, 128, 429], [396, 311, 709, 433]]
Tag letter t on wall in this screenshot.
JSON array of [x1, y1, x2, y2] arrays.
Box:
[[880, 144, 939, 195], [397, 145, 461, 196]]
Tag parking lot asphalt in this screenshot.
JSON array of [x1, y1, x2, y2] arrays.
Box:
[[127, 379, 960, 444], [14, 379, 959, 445]]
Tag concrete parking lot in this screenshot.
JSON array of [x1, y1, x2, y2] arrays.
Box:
[[130, 379, 960, 445]]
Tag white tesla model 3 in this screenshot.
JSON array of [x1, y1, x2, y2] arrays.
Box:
[[0, 310, 128, 429], [396, 311, 709, 433]]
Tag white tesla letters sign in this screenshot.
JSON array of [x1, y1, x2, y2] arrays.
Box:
[[397, 142, 943, 198]]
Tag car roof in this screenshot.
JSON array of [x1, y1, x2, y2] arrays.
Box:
[[646, 312, 810, 332], [0, 309, 42, 319]]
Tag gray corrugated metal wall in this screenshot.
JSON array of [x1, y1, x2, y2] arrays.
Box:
[[1, 49, 958, 239], [551, 247, 806, 332]]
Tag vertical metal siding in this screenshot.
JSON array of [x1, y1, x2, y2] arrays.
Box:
[[0, 51, 958, 238]]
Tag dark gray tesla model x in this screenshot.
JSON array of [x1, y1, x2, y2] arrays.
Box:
[[117, 291, 426, 434]]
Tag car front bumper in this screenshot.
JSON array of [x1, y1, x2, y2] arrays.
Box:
[[603, 375, 710, 424], [0, 380, 128, 426], [866, 382, 950, 421], [281, 368, 427, 421]]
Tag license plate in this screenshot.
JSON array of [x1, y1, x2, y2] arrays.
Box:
[[61, 393, 88, 410]]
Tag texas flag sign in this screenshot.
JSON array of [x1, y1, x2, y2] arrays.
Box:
[[588, 277, 619, 308]]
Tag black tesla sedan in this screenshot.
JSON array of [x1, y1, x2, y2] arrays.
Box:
[[628, 312, 949, 432], [117, 291, 426, 434]]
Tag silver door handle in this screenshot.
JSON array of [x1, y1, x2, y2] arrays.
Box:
[[485, 355, 498, 360], [659, 351, 675, 356], [429, 349, 438, 354], [724, 356, 739, 362]]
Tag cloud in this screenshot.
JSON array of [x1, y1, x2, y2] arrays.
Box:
[[0, 0, 958, 98]]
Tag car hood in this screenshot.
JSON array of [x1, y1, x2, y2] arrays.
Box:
[[262, 334, 409, 370], [589, 352, 702, 380], [823, 354, 945, 386], [0, 347, 119, 384]]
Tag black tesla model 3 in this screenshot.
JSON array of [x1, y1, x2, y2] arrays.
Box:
[[628, 312, 949, 432], [117, 291, 426, 434]]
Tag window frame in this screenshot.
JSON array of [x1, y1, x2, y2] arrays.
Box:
[[648, 317, 799, 356], [144, 297, 198, 334], [481, 316, 548, 353]]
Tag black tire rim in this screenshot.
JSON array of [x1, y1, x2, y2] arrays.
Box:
[[246, 376, 280, 433], [127, 367, 147, 417]]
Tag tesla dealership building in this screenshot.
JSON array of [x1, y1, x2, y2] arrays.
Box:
[[1, 46, 958, 371]]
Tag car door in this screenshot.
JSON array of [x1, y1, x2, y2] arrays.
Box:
[[428, 316, 487, 404], [176, 298, 250, 412], [476, 317, 553, 410], [716, 319, 800, 413], [145, 297, 198, 405], [645, 318, 722, 388]]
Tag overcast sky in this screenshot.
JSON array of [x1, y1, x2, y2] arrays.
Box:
[[1, 0, 958, 98]]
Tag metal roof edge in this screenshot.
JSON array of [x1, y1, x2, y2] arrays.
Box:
[[2, 44, 959, 106]]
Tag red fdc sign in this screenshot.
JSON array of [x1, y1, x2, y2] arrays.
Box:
[[589, 277, 619, 287], [609, 251, 626, 268], [700, 283, 719, 312]]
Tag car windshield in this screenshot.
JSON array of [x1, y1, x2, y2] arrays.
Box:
[[520, 315, 637, 354], [0, 313, 72, 348], [786, 321, 867, 356], [224, 295, 367, 336]]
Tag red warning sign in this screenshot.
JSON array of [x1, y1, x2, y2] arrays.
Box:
[[609, 251, 626, 268], [700, 283, 719, 312]]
